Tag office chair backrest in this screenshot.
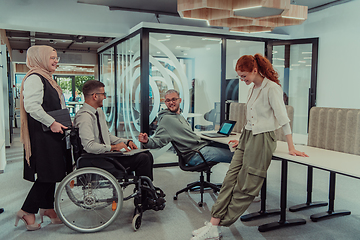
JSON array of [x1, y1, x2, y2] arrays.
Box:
[[308, 107, 360, 155], [170, 141, 212, 172], [228, 102, 246, 133], [170, 141, 187, 170]]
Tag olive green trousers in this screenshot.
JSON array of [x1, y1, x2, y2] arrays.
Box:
[[211, 129, 277, 227]]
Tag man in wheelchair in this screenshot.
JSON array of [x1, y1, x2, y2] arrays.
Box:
[[73, 80, 165, 214]]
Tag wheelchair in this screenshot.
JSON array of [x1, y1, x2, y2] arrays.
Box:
[[54, 127, 165, 233]]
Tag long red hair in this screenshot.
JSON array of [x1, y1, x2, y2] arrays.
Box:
[[235, 53, 280, 86]]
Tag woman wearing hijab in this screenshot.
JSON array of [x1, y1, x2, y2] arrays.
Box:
[[15, 45, 72, 231]]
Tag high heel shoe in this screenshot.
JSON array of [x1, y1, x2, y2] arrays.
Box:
[[39, 209, 62, 224], [15, 210, 41, 231]]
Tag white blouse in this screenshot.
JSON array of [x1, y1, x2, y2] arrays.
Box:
[[245, 78, 291, 136]]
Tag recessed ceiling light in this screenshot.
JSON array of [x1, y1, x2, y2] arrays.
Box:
[[282, 16, 305, 20], [233, 5, 262, 11], [202, 38, 221, 41]]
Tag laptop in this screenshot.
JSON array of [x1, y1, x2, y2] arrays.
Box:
[[106, 148, 150, 156], [201, 120, 237, 138]]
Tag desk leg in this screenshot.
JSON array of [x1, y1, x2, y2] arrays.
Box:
[[310, 171, 351, 222], [289, 166, 328, 212], [240, 178, 280, 222], [258, 160, 306, 232]]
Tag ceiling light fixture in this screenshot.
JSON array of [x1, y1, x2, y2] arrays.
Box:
[[201, 37, 221, 41], [234, 5, 262, 11], [177, 0, 308, 33]]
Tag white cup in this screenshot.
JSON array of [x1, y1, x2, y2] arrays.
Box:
[[228, 142, 236, 152]]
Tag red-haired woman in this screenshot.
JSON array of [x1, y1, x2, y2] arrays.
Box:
[[191, 54, 308, 240]]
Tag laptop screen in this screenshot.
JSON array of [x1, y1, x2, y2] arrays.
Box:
[[218, 122, 235, 135]]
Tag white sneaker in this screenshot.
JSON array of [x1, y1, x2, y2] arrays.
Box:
[[192, 222, 210, 236], [190, 222, 221, 240], [192, 222, 222, 237]]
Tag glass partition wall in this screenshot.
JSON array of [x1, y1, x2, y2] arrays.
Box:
[[149, 33, 222, 132], [268, 39, 318, 144], [98, 27, 318, 165], [99, 48, 116, 135], [116, 34, 141, 144]]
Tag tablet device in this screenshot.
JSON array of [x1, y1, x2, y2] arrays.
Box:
[[201, 120, 237, 138], [42, 108, 72, 131]]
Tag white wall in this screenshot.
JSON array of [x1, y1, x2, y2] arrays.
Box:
[[188, 44, 221, 125], [278, 1, 360, 109], [0, 0, 148, 38]]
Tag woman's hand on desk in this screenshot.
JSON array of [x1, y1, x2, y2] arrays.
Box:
[[285, 134, 309, 157], [289, 148, 309, 157], [228, 140, 239, 148]]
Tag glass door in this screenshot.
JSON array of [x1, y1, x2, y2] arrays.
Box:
[[267, 38, 318, 144]]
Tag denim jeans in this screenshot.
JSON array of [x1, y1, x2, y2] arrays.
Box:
[[187, 143, 234, 166]]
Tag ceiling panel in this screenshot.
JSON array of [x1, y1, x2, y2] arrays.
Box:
[[4, 0, 352, 54]]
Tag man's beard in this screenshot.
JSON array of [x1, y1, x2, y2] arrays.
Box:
[[169, 106, 179, 113]]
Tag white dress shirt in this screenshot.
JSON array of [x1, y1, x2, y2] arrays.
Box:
[[74, 102, 128, 154]]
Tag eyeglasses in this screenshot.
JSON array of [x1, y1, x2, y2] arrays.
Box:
[[165, 97, 180, 103], [93, 92, 107, 97], [50, 56, 60, 62]]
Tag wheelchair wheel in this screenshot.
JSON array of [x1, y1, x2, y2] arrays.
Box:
[[132, 213, 142, 231], [55, 167, 123, 233]]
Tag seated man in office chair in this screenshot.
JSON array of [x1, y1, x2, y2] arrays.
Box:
[[138, 89, 234, 166], [74, 80, 164, 211]]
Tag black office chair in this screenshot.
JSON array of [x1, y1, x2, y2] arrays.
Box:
[[171, 141, 221, 207]]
